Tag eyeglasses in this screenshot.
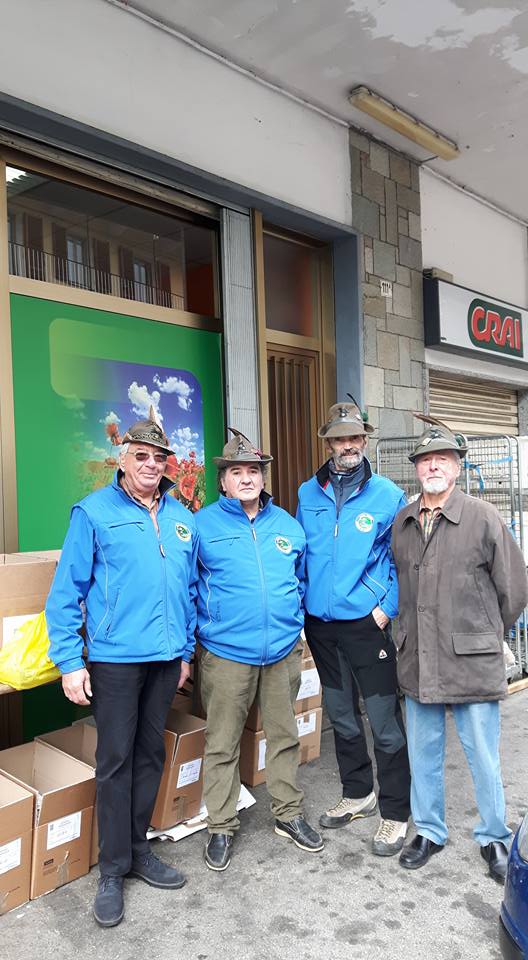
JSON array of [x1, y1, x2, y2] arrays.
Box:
[[128, 450, 168, 465]]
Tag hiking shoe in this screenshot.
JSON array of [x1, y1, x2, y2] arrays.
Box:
[[319, 792, 377, 828], [129, 852, 186, 889], [204, 833, 233, 871], [274, 815, 324, 852], [372, 819, 408, 856], [93, 875, 124, 927]]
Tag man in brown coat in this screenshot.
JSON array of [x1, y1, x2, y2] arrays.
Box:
[[391, 421, 528, 883]]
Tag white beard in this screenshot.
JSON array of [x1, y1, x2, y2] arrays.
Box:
[[333, 450, 364, 471], [422, 477, 450, 494]]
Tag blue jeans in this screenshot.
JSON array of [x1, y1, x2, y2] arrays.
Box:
[[405, 696, 512, 847]]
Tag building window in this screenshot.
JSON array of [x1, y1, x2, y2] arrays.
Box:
[[5, 165, 220, 318]]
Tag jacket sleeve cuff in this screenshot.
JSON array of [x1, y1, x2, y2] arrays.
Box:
[[379, 601, 396, 620], [57, 657, 86, 675]]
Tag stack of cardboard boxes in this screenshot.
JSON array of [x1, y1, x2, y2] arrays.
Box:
[[0, 552, 210, 915], [239, 643, 323, 788], [0, 709, 208, 914], [0, 740, 96, 911]]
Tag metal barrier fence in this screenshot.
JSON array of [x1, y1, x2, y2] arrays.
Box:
[[376, 434, 528, 679]]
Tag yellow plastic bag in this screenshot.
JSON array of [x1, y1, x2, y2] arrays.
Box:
[[0, 611, 60, 690]]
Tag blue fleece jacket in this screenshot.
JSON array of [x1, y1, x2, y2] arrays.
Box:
[[195, 493, 305, 664], [45, 474, 198, 673], [297, 459, 405, 622]]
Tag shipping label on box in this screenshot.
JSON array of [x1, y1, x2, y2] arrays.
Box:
[[47, 811, 82, 850], [0, 837, 21, 875], [297, 712, 317, 737], [258, 739, 267, 771], [296, 707, 323, 766], [297, 668, 320, 701], [176, 758, 202, 789]]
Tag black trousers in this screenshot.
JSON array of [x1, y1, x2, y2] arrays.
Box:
[[305, 614, 411, 822], [90, 658, 181, 876]]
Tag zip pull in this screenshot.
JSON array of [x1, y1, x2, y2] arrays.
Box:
[[159, 542, 166, 557], [334, 523, 338, 538], [252, 528, 257, 541]]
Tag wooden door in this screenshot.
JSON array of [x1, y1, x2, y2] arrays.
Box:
[[267, 345, 320, 513]]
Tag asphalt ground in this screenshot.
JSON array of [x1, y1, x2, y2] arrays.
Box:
[[3, 689, 527, 960]]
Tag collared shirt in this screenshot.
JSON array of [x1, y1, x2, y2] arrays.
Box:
[[419, 501, 442, 541]]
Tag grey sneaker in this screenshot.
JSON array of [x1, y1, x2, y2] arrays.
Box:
[[372, 819, 408, 856], [319, 792, 377, 828]]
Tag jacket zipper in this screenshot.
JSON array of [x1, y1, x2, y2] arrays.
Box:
[[251, 525, 269, 665], [156, 520, 170, 657], [329, 519, 338, 616]]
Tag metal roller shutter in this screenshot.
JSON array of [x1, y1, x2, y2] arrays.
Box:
[[429, 372, 519, 436]]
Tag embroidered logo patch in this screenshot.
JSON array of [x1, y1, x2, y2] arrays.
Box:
[[378, 649, 388, 660], [355, 512, 374, 533], [275, 536, 292, 555], [175, 523, 191, 542]]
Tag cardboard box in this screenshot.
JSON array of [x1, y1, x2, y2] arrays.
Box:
[[150, 711, 207, 831], [245, 655, 322, 732], [37, 724, 99, 868], [0, 740, 95, 899], [0, 773, 33, 914], [240, 706, 323, 787], [0, 553, 58, 650]]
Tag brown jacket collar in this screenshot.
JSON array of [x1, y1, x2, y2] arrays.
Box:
[[402, 484, 465, 526]]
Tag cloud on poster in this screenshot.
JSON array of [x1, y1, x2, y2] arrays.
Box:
[[100, 411, 121, 425], [153, 373, 193, 411], [128, 381, 162, 421], [171, 426, 202, 461]]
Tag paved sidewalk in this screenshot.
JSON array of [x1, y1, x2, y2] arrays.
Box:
[[3, 690, 527, 960]]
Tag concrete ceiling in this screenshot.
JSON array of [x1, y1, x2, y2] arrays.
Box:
[[118, 0, 528, 222]]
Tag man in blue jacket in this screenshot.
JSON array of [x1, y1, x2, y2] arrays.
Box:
[[297, 401, 411, 856], [196, 430, 323, 872], [46, 410, 198, 928]]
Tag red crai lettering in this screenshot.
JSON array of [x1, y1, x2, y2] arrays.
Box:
[[468, 297, 523, 357], [488, 310, 502, 344], [500, 316, 514, 349], [470, 305, 488, 341], [515, 318, 521, 351]]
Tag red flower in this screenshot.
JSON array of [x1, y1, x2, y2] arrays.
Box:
[[165, 455, 179, 480], [180, 474, 196, 501]]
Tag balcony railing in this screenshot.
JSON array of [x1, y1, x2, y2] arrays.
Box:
[[8, 241, 185, 310]]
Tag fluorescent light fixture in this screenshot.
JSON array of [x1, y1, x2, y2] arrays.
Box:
[[348, 86, 460, 161]]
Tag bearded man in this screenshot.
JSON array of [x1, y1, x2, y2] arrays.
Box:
[[297, 401, 411, 857]]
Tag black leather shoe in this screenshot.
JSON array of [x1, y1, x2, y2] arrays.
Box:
[[205, 833, 233, 871], [399, 834, 444, 870], [274, 815, 324, 852], [129, 852, 186, 889], [93, 875, 124, 927], [481, 841, 509, 884]]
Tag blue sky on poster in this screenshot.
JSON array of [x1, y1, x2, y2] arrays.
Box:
[[69, 359, 204, 464]]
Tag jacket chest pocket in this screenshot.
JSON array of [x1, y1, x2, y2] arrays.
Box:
[[100, 519, 146, 559], [200, 534, 242, 568]]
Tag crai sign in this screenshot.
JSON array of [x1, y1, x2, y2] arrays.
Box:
[[424, 277, 528, 367], [468, 298, 523, 359]]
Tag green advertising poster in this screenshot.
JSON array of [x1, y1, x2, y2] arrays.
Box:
[[11, 294, 225, 549], [10, 293, 225, 738]]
